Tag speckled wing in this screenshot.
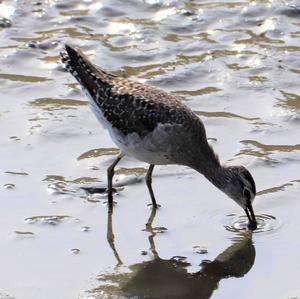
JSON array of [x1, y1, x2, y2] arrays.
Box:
[[61, 45, 205, 138]]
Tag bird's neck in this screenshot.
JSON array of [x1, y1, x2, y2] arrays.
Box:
[[203, 165, 232, 193], [191, 145, 231, 192]]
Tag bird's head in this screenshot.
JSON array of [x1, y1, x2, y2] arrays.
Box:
[[222, 166, 257, 230]]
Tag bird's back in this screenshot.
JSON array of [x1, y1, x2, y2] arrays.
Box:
[[61, 46, 203, 136]]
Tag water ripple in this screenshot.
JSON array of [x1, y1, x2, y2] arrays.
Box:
[[225, 214, 282, 235]]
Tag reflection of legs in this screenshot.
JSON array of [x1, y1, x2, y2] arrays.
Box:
[[145, 207, 159, 259], [107, 153, 124, 211], [107, 209, 123, 267], [146, 164, 158, 208]]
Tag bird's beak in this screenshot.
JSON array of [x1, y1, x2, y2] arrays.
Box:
[[244, 200, 257, 230]]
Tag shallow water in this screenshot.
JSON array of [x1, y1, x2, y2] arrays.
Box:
[[0, 0, 300, 298]]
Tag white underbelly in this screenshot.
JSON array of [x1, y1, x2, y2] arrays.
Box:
[[85, 91, 176, 165], [109, 127, 172, 165]]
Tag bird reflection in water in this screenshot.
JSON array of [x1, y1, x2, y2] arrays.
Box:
[[106, 209, 123, 268], [94, 208, 256, 298]]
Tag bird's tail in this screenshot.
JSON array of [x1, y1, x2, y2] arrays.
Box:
[[60, 44, 112, 97]]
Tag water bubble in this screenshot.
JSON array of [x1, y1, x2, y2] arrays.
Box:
[[88, 165, 100, 171], [193, 245, 208, 254], [3, 183, 15, 189], [70, 248, 80, 254], [80, 226, 90, 232]]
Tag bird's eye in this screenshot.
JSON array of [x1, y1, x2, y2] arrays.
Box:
[[243, 188, 251, 200]]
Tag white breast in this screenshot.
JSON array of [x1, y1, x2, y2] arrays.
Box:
[[109, 124, 174, 165]]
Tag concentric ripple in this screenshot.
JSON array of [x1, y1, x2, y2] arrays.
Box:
[[225, 214, 281, 234]]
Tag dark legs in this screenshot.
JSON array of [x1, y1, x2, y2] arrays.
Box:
[[107, 153, 124, 211], [146, 164, 158, 208], [108, 157, 158, 210]]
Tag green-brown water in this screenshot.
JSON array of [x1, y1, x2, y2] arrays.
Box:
[[0, 0, 300, 298]]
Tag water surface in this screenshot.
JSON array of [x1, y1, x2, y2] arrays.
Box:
[[0, 0, 300, 298]]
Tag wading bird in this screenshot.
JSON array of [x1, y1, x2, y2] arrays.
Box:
[[61, 45, 257, 230]]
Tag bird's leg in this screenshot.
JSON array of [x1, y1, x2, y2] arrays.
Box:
[[107, 153, 124, 211], [146, 164, 159, 208]]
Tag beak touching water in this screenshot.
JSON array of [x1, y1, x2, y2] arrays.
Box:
[[244, 200, 257, 230]]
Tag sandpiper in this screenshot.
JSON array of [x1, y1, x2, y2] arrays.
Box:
[[61, 45, 257, 230]]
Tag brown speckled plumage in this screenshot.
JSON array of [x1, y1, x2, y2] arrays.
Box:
[[61, 46, 202, 137]]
